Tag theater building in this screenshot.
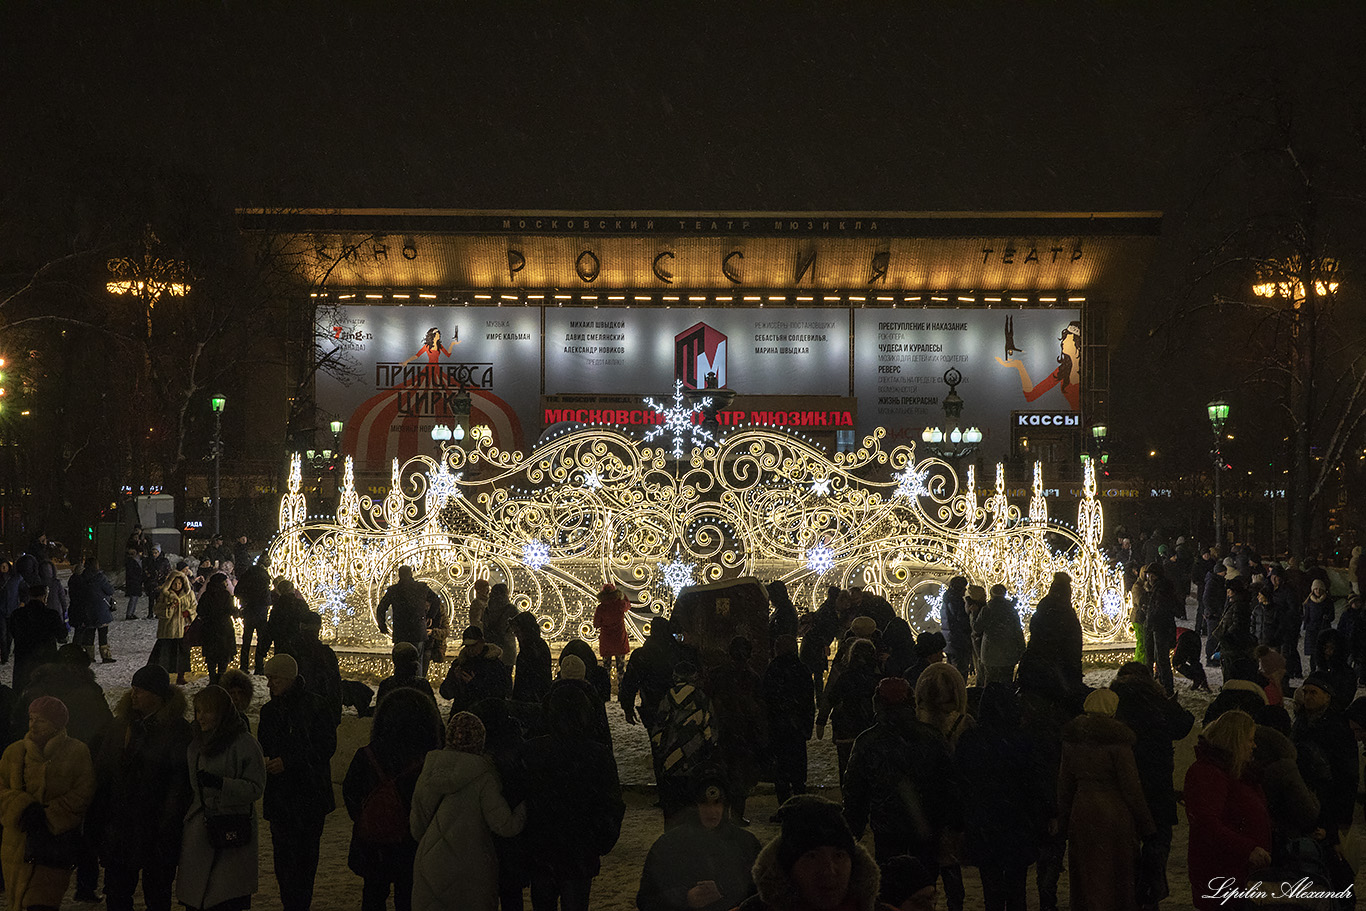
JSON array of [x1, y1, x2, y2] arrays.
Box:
[[238, 209, 1160, 490]]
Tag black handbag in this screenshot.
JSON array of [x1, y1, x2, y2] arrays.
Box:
[[204, 812, 253, 849], [24, 823, 82, 869]]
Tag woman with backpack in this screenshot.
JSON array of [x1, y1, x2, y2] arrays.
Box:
[[343, 686, 444, 911]]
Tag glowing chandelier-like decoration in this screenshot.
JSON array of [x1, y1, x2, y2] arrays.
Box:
[[268, 415, 1129, 653]]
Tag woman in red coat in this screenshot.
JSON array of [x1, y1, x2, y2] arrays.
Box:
[[1184, 709, 1273, 910], [593, 583, 631, 682]]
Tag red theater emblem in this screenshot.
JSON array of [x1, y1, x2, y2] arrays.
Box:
[[675, 322, 727, 388]]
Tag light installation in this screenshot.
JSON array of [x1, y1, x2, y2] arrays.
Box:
[[267, 418, 1130, 658]]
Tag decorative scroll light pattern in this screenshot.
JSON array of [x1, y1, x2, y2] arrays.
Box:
[[268, 425, 1130, 652]]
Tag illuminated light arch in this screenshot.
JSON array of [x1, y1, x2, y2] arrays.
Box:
[[268, 426, 1130, 655]]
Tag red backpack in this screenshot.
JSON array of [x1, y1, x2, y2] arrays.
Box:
[[355, 747, 418, 845]]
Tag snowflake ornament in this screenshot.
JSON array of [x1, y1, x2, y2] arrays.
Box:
[[810, 477, 833, 497], [805, 543, 836, 573], [643, 380, 713, 459], [314, 577, 354, 624], [522, 539, 551, 569], [659, 555, 697, 596], [893, 465, 931, 499], [426, 463, 463, 507], [582, 469, 604, 490]]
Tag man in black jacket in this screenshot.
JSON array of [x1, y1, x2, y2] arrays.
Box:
[[761, 634, 815, 811], [90, 665, 193, 911], [235, 559, 273, 674], [619, 616, 679, 730], [375, 564, 440, 672], [259, 653, 337, 911], [1022, 572, 1084, 702], [841, 675, 961, 865]]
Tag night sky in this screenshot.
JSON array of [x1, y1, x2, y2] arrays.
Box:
[[3, 1, 1365, 470]]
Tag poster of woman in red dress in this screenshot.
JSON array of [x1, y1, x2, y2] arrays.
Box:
[[995, 318, 1082, 410]]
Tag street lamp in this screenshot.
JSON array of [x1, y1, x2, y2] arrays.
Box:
[[1207, 399, 1230, 550], [921, 368, 983, 459], [210, 394, 226, 536]]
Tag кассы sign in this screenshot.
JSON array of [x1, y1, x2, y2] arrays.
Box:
[[1014, 411, 1082, 427]]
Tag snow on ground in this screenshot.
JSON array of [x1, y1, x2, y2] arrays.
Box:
[[4, 604, 1366, 909]]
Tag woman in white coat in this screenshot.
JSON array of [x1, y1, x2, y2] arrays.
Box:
[[410, 711, 526, 911], [178, 685, 267, 911]]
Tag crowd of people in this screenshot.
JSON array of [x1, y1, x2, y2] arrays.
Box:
[[0, 525, 1364, 911]]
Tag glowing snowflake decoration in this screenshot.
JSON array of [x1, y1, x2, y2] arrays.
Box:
[[1101, 588, 1125, 619], [805, 543, 836, 573], [658, 555, 697, 596], [810, 476, 832, 497], [893, 465, 931, 499], [313, 577, 354, 624], [643, 380, 713, 459], [426, 463, 463, 507], [522, 539, 551, 569], [582, 469, 604, 490]]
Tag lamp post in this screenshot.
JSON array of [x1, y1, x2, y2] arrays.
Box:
[[210, 394, 226, 536], [921, 368, 983, 459], [1207, 399, 1230, 550]]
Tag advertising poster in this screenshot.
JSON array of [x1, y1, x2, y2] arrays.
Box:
[[852, 308, 1081, 457]]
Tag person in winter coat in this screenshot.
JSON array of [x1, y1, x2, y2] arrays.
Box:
[[1057, 687, 1156, 911], [915, 661, 974, 750], [265, 577, 311, 660], [259, 652, 337, 911], [702, 635, 767, 823], [1291, 673, 1359, 845], [37, 557, 70, 632], [955, 684, 1043, 911], [177, 684, 266, 911], [440, 626, 513, 716], [766, 579, 799, 648], [593, 582, 631, 680], [482, 583, 518, 668], [520, 685, 624, 911], [561, 637, 612, 703], [1110, 662, 1196, 909], [547, 654, 613, 749], [375, 641, 438, 709], [14, 645, 112, 746], [842, 676, 961, 866], [196, 572, 238, 685], [150, 570, 196, 685], [1024, 572, 1085, 699], [1303, 579, 1334, 675], [295, 611, 343, 727], [620, 616, 681, 730], [89, 664, 193, 911], [410, 712, 525, 911], [1313, 629, 1357, 714], [8, 583, 68, 694], [376, 565, 441, 673], [1144, 568, 1180, 695], [511, 611, 553, 704], [123, 545, 147, 620], [344, 686, 444, 911], [650, 662, 717, 827], [762, 634, 816, 809], [1184, 709, 1273, 910], [69, 555, 117, 664], [939, 576, 972, 678], [798, 587, 843, 700], [0, 695, 97, 910], [233, 559, 272, 673], [970, 584, 1024, 688], [735, 796, 899, 911], [635, 770, 762, 911], [1172, 626, 1211, 692], [816, 638, 882, 783], [466, 697, 532, 911]]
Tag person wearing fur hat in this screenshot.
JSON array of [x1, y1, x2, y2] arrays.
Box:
[[0, 695, 97, 911], [1057, 687, 1155, 911], [149, 570, 197, 685], [635, 770, 762, 911], [439, 625, 512, 717], [735, 796, 898, 911], [411, 711, 525, 911], [842, 676, 960, 868], [593, 582, 631, 682], [258, 653, 337, 911], [88, 664, 193, 911]]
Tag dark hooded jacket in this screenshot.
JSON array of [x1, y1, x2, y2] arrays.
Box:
[[619, 620, 679, 726], [636, 811, 761, 911], [257, 675, 337, 825], [733, 836, 896, 911], [88, 687, 194, 866], [1111, 675, 1195, 828], [440, 641, 512, 715]]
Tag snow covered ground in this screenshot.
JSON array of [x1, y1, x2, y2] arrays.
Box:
[[3, 606, 1365, 910]]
